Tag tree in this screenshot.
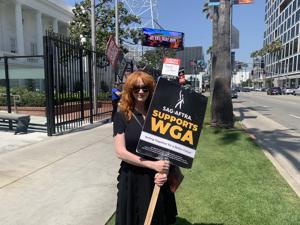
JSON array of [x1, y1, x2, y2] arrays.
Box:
[[139, 48, 177, 71], [203, 0, 233, 128], [69, 0, 141, 56], [250, 39, 282, 87]]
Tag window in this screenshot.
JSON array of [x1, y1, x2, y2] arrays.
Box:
[[297, 55, 300, 71], [288, 57, 293, 72], [293, 56, 297, 71], [291, 26, 295, 38], [289, 40, 293, 55], [293, 38, 298, 54]]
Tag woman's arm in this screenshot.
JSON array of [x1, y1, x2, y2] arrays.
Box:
[[114, 133, 169, 173]]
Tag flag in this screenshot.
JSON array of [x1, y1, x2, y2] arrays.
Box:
[[234, 0, 254, 4]]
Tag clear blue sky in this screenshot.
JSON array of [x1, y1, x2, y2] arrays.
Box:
[[65, 0, 265, 64]]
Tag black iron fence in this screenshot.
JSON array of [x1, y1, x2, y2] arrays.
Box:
[[44, 33, 113, 136], [0, 55, 46, 131]]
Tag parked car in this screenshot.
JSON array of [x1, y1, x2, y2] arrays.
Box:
[[241, 87, 251, 92], [294, 87, 300, 96], [282, 87, 295, 95], [231, 89, 238, 98], [267, 87, 282, 95]]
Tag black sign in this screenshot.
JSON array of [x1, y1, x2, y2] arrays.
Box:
[[136, 78, 207, 168]]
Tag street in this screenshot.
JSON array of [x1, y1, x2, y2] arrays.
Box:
[[233, 93, 300, 197], [235, 92, 300, 134]]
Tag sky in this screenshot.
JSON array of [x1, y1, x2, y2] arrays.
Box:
[[65, 0, 265, 64]]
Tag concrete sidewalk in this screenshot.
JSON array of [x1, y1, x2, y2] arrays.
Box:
[[233, 101, 300, 198], [0, 123, 119, 225]]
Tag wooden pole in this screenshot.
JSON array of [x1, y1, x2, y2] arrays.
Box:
[[144, 184, 161, 225]]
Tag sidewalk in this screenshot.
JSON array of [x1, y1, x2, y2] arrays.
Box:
[[0, 123, 119, 225], [233, 101, 300, 198]]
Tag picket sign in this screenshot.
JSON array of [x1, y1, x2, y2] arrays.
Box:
[[139, 78, 208, 225]]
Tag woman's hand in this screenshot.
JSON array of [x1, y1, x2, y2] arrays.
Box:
[[152, 160, 170, 173], [154, 173, 168, 187]]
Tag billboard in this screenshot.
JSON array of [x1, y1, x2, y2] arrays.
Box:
[[142, 28, 184, 50]]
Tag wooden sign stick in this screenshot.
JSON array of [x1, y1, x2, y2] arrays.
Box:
[[144, 184, 161, 225]]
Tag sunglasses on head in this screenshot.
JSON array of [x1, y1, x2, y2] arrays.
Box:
[[133, 86, 149, 93]]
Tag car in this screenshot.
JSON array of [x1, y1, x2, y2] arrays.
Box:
[[231, 89, 238, 98], [267, 87, 282, 95], [294, 87, 300, 96], [241, 87, 251, 92], [282, 87, 295, 95]]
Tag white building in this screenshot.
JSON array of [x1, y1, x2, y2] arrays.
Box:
[[232, 70, 250, 87], [0, 0, 73, 57], [0, 0, 73, 90]]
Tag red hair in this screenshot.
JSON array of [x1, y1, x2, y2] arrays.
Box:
[[119, 71, 155, 120]]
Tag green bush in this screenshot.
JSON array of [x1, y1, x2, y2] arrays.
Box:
[[0, 86, 112, 107], [0, 86, 46, 107]]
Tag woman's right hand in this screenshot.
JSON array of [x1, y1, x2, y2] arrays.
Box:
[[152, 160, 170, 173]]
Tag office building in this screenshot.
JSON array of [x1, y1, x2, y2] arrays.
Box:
[[263, 0, 300, 88]]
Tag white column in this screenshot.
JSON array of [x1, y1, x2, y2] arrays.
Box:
[[53, 19, 58, 33], [36, 11, 43, 55], [15, 0, 24, 55], [0, 3, 3, 51]]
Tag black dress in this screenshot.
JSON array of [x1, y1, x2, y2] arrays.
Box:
[[113, 111, 177, 225]]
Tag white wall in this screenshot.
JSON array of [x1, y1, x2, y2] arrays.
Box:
[[0, 0, 73, 55], [0, 3, 16, 53]]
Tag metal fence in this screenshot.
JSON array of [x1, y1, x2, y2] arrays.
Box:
[[0, 55, 46, 131], [44, 33, 113, 136]]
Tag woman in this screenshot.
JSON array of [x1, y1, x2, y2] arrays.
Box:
[[113, 71, 177, 225]]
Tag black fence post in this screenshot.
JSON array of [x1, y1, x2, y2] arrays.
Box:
[[44, 35, 55, 136], [4, 57, 12, 130], [79, 47, 84, 122]]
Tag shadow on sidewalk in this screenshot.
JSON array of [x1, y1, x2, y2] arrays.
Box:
[[247, 127, 300, 172], [175, 217, 223, 225]]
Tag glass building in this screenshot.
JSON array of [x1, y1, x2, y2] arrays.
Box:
[[263, 0, 300, 88]]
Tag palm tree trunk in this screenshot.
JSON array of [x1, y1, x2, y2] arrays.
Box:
[[210, 6, 219, 97], [211, 0, 234, 128]]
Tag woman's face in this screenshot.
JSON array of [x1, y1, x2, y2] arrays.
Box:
[[132, 78, 150, 103]]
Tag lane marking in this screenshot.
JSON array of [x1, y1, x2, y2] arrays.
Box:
[[289, 114, 300, 119]]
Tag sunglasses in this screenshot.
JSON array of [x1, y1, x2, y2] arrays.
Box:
[[133, 86, 149, 94]]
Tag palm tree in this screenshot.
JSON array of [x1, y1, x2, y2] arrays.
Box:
[[203, 0, 233, 128], [266, 39, 282, 87], [251, 39, 282, 88]]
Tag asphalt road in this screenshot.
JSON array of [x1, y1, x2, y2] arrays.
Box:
[[235, 91, 300, 134]]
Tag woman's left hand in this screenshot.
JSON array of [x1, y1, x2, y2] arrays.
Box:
[[154, 173, 168, 187]]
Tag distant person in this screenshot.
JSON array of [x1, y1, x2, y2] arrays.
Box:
[[111, 83, 122, 122], [113, 71, 177, 225]]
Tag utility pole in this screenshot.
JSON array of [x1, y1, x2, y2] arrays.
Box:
[[91, 0, 97, 114], [115, 0, 119, 46]]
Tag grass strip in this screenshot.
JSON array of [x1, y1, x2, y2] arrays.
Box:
[[106, 100, 300, 225]]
